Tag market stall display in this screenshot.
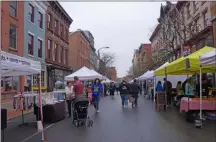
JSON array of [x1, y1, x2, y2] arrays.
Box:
[[34, 91, 66, 123]]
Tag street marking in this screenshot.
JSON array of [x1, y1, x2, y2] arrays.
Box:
[[21, 124, 54, 142], [1, 101, 12, 104]]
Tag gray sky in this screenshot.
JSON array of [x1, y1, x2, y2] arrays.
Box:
[[60, 2, 162, 77]]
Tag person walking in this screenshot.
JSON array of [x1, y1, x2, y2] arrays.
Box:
[[92, 78, 103, 112], [65, 82, 74, 117], [110, 82, 116, 99], [73, 76, 85, 96], [87, 82, 93, 105], [119, 80, 130, 108], [163, 78, 172, 106], [155, 81, 163, 104], [130, 79, 141, 108]]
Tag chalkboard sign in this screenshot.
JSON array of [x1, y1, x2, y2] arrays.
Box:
[[156, 92, 167, 110]]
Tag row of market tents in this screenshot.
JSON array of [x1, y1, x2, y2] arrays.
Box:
[[136, 46, 216, 120], [137, 46, 216, 80]]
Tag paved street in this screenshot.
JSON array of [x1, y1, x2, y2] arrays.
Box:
[[3, 94, 216, 142]]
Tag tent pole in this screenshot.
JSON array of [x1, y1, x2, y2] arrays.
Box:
[[39, 73, 44, 141], [199, 66, 202, 120], [153, 76, 156, 103], [31, 75, 33, 94]]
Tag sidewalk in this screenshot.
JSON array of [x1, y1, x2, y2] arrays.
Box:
[[1, 99, 33, 120]]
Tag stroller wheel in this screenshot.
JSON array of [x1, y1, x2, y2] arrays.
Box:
[[88, 120, 93, 127], [79, 121, 83, 126], [74, 120, 79, 127]]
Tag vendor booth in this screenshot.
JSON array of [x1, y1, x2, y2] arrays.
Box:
[[65, 66, 104, 81], [154, 46, 216, 127], [1, 51, 45, 140]]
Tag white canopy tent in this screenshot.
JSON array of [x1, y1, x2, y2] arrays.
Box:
[[90, 69, 106, 80], [199, 49, 216, 121], [1, 51, 41, 76], [65, 66, 104, 81], [200, 48, 216, 66], [0, 51, 44, 140], [101, 78, 112, 83]]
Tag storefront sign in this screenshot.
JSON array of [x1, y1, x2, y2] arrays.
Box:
[[1, 54, 30, 66]]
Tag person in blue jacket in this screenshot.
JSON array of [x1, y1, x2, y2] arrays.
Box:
[[155, 81, 163, 104], [91, 78, 103, 113]]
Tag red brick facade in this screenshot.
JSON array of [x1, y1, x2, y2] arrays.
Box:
[[105, 67, 117, 81], [1, 1, 24, 93], [69, 30, 91, 71], [45, 1, 72, 91]]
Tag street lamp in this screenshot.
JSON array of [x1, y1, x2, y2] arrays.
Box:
[[97, 47, 109, 59]]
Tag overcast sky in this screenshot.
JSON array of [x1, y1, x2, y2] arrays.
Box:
[[60, 2, 162, 78]]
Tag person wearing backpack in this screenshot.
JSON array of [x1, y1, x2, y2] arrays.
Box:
[[163, 78, 172, 106]]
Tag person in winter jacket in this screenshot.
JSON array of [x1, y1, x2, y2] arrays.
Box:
[[91, 78, 103, 112], [129, 79, 141, 108], [119, 80, 130, 107], [110, 82, 116, 98]]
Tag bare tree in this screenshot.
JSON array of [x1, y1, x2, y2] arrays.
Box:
[[126, 66, 134, 77], [98, 52, 116, 75], [155, 2, 200, 63]]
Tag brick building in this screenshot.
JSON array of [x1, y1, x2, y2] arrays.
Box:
[[132, 50, 140, 77], [69, 29, 91, 71], [105, 67, 117, 81], [45, 1, 73, 91], [1, 1, 25, 96], [139, 43, 152, 74]]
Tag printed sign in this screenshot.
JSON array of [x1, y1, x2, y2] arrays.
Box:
[[156, 92, 167, 109], [1, 54, 30, 66]]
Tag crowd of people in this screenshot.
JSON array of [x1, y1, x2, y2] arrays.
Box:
[[155, 75, 213, 107], [65, 77, 142, 117]]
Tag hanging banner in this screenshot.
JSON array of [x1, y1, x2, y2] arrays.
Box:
[[1, 52, 30, 66]]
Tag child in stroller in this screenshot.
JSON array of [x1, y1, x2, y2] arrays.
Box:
[[72, 96, 93, 127]]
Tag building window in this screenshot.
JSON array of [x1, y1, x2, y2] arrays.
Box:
[[205, 36, 213, 47], [54, 43, 58, 61], [54, 20, 58, 34], [29, 4, 34, 23], [32, 75, 37, 86], [38, 12, 43, 29], [9, 24, 17, 49], [38, 39, 42, 58], [28, 34, 34, 55], [48, 39, 52, 59], [65, 28, 68, 41], [203, 10, 208, 28], [41, 71, 45, 86], [47, 14, 52, 29], [194, 18, 199, 32], [65, 49, 68, 65], [61, 47, 64, 63], [10, 1, 17, 17], [1, 76, 19, 92], [187, 3, 190, 19], [193, 1, 198, 12], [60, 25, 64, 37]]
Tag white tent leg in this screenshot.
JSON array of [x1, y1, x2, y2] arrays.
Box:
[[31, 75, 33, 93], [39, 73, 44, 141], [153, 76, 156, 103], [199, 66, 202, 120]]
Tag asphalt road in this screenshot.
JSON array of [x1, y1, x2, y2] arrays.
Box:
[[3, 94, 216, 142]]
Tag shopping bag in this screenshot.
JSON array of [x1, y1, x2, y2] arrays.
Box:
[[129, 96, 134, 103], [37, 120, 43, 132]]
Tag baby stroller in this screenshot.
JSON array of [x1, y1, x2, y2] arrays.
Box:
[[72, 96, 93, 127]]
